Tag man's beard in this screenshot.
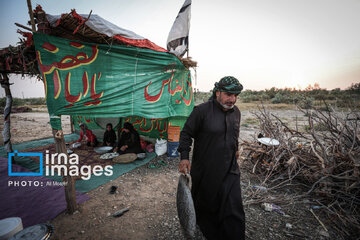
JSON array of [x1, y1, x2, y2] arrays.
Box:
[[220, 102, 234, 109]]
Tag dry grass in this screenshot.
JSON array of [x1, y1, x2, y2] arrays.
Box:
[[241, 118, 259, 127]]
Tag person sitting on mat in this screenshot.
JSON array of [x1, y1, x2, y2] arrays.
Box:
[[77, 123, 98, 147], [103, 123, 116, 147], [114, 122, 143, 154]]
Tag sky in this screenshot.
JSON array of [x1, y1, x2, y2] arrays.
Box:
[[1, 0, 360, 98]]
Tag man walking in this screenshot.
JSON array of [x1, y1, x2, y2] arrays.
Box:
[[178, 76, 245, 239]]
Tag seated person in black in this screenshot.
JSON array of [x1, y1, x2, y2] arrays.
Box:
[[114, 122, 143, 154], [103, 123, 117, 147]]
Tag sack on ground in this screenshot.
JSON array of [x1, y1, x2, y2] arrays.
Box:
[[155, 138, 167, 156]]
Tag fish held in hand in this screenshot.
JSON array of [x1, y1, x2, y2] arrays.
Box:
[[176, 174, 196, 239]]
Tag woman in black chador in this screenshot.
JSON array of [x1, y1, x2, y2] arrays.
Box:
[[114, 122, 143, 154], [103, 123, 116, 147]]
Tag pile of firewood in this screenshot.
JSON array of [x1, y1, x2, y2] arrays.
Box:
[[241, 105, 360, 237]]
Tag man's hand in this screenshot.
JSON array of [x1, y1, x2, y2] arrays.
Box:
[[236, 150, 240, 160], [178, 159, 191, 174]]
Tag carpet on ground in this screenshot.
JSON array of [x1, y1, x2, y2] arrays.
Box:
[[0, 157, 90, 228]]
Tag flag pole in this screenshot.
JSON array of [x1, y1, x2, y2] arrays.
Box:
[[187, 38, 189, 58], [187, 35, 189, 58]]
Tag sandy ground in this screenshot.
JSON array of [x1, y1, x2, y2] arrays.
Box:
[[1, 109, 343, 240], [0, 112, 72, 145]]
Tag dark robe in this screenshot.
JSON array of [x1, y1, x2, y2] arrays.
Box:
[[103, 129, 117, 147], [178, 98, 245, 240], [117, 130, 142, 154]]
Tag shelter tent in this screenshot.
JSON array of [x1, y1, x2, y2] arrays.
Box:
[[36, 8, 194, 138], [0, 5, 196, 213], [1, 6, 195, 139]]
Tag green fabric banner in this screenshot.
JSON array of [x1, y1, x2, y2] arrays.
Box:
[[124, 116, 168, 139], [72, 115, 169, 139], [72, 115, 104, 130], [72, 115, 186, 139], [34, 33, 194, 129]]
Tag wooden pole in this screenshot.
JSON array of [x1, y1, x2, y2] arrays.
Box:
[[15, 23, 33, 32], [1, 73, 14, 161], [70, 116, 74, 134], [53, 129, 78, 213], [34, 7, 77, 214], [26, 0, 36, 32], [186, 36, 189, 58]]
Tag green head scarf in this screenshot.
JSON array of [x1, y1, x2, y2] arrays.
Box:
[[212, 76, 243, 97]]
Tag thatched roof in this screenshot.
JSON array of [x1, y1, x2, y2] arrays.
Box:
[[0, 5, 196, 76], [0, 31, 38, 76], [44, 9, 168, 52]]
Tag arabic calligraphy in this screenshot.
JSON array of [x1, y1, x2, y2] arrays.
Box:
[[144, 72, 192, 106], [36, 44, 98, 74], [36, 41, 103, 107], [74, 116, 98, 129], [42, 42, 58, 53], [82, 72, 89, 97], [65, 72, 82, 107], [36, 36, 194, 117], [181, 73, 192, 106], [144, 78, 171, 103], [52, 70, 61, 99], [70, 42, 84, 49], [125, 116, 168, 137]]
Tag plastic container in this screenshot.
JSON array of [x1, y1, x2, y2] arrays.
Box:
[[167, 141, 179, 157], [9, 223, 54, 240], [0, 217, 23, 240], [167, 126, 181, 142]]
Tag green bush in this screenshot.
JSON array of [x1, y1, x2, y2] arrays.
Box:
[[265, 87, 278, 99], [347, 82, 360, 94], [189, 83, 360, 107], [335, 95, 360, 108], [239, 90, 271, 102], [240, 94, 259, 103], [194, 91, 212, 103], [12, 98, 27, 106], [271, 92, 293, 104], [298, 97, 314, 109], [27, 98, 46, 105], [0, 97, 46, 108]]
